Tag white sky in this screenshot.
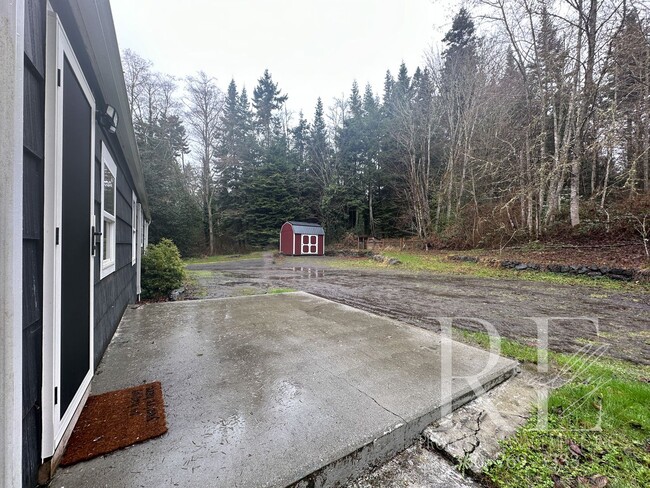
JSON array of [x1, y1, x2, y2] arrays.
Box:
[[110, 0, 461, 117]]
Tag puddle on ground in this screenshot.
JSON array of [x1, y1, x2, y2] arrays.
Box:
[[290, 267, 326, 278]]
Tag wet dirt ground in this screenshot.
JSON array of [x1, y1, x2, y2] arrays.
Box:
[[185, 254, 650, 365]]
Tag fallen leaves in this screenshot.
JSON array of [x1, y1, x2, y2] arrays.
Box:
[[551, 473, 564, 487], [567, 438, 584, 457], [552, 473, 609, 488], [576, 474, 609, 487]]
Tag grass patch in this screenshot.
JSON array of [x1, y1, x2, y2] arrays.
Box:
[[455, 329, 650, 487], [329, 252, 649, 292], [185, 269, 213, 279], [236, 287, 260, 296], [183, 269, 208, 298], [268, 288, 296, 294], [183, 251, 264, 265]]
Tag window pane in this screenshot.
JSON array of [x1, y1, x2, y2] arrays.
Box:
[[302, 245, 309, 253], [103, 165, 115, 216], [103, 220, 114, 262], [103, 229, 108, 260], [311, 235, 317, 244], [311, 245, 317, 253]]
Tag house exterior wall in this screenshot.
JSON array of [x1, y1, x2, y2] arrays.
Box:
[[18, 1, 143, 485], [318, 235, 324, 256], [92, 137, 137, 367], [22, 1, 46, 486]]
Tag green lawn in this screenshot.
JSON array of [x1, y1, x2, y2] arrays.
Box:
[[330, 251, 650, 292], [456, 330, 650, 488]]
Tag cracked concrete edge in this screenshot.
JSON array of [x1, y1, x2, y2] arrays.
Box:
[[422, 370, 549, 478], [289, 358, 519, 487]]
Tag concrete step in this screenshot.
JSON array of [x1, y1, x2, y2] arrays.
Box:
[[423, 367, 564, 478], [347, 444, 481, 488]]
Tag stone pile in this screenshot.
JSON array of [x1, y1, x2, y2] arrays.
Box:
[[448, 255, 645, 282]]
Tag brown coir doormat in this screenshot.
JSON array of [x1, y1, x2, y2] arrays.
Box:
[[60, 381, 167, 466]]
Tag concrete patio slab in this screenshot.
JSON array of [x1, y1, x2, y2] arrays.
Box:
[[50, 292, 517, 488]]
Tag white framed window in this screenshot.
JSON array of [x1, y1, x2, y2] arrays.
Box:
[[131, 191, 137, 265], [301, 234, 318, 254], [100, 142, 117, 278]]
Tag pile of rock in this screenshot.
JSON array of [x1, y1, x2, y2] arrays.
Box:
[[448, 255, 479, 263], [499, 260, 636, 280], [325, 249, 374, 258], [371, 254, 402, 266], [448, 254, 644, 281], [542, 263, 635, 281]]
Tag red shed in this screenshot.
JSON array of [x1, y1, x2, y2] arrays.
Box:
[[280, 221, 325, 256]]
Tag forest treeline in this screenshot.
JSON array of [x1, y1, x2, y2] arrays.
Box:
[[123, 2, 650, 257]]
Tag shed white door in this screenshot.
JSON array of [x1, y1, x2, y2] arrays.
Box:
[[301, 235, 318, 255]]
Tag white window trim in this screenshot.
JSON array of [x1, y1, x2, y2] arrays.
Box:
[[301, 234, 319, 255], [131, 190, 137, 265], [100, 142, 117, 278]]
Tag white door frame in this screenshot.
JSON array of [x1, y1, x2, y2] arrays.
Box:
[[42, 10, 95, 459]]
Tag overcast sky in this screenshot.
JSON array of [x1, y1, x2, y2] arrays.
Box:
[[110, 0, 461, 117]]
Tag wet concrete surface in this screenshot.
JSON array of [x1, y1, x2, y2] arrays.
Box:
[[50, 292, 515, 488], [185, 254, 650, 365]]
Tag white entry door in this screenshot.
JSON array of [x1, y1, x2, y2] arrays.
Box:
[[42, 10, 95, 459]]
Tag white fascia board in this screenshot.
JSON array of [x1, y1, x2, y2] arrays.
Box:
[[0, 0, 25, 486]]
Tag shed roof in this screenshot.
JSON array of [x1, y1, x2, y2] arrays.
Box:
[[288, 221, 325, 235]]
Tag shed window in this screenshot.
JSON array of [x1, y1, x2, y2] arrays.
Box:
[[301, 234, 318, 254], [101, 143, 117, 278]]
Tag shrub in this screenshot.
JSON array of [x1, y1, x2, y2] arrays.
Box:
[[141, 238, 185, 299]]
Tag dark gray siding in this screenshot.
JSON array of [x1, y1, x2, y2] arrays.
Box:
[[21, 1, 141, 485], [22, 0, 46, 486], [93, 135, 138, 367]]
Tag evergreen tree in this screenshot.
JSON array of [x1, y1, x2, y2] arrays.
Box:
[[252, 69, 288, 147], [349, 80, 363, 118]]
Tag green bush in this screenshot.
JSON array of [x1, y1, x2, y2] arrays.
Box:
[[141, 238, 185, 299]]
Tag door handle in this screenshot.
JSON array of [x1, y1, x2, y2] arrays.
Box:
[[92, 226, 102, 255]]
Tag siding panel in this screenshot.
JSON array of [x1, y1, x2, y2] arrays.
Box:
[[23, 151, 42, 240], [23, 2, 45, 486], [93, 130, 138, 367], [24, 0, 45, 75], [22, 240, 41, 329], [23, 71, 44, 158], [23, 322, 42, 418]]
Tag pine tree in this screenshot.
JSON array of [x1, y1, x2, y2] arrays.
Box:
[[382, 70, 394, 110], [252, 69, 288, 147], [350, 80, 363, 118]]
